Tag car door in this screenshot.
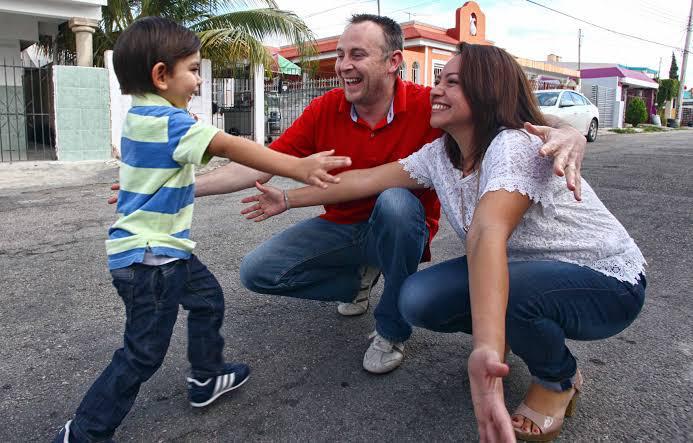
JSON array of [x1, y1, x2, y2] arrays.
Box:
[[569, 92, 590, 133], [557, 91, 579, 129]]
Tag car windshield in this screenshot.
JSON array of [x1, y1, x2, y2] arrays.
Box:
[[535, 92, 560, 107]]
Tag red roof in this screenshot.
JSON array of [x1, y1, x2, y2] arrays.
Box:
[[278, 22, 461, 59], [402, 25, 459, 45]]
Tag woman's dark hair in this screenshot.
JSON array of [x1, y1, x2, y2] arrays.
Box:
[[113, 16, 201, 95], [444, 42, 547, 170]]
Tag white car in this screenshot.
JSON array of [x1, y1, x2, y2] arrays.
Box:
[[534, 89, 600, 142]]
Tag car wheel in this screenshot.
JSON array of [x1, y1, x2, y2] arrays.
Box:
[[586, 118, 598, 142]]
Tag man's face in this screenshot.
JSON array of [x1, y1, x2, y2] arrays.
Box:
[[335, 22, 395, 106]]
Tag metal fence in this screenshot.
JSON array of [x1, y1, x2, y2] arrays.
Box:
[[529, 79, 576, 91], [0, 57, 57, 162], [264, 77, 341, 137], [681, 106, 692, 127]]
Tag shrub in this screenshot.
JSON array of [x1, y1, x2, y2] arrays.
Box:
[[626, 97, 648, 127]]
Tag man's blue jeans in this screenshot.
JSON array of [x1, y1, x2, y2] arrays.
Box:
[[70, 255, 226, 442], [240, 188, 429, 342], [399, 257, 646, 390]]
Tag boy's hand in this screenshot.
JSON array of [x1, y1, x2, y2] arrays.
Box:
[[296, 150, 351, 188], [240, 182, 286, 222], [107, 183, 120, 205]]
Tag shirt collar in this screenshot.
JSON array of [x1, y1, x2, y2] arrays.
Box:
[[131, 93, 175, 107], [350, 99, 395, 124], [341, 76, 409, 125]]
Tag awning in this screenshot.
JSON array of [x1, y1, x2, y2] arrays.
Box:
[[272, 54, 301, 75]]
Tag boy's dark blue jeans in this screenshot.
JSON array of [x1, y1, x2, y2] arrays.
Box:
[[70, 255, 225, 442]]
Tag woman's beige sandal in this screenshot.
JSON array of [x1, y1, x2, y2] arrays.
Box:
[[513, 370, 583, 442]]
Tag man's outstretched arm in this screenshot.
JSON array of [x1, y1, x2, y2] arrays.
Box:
[[195, 161, 273, 197], [526, 115, 586, 201]]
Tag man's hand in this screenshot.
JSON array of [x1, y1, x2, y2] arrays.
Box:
[[295, 149, 351, 188], [240, 182, 287, 222], [524, 122, 585, 201], [107, 183, 120, 205], [468, 347, 516, 443]]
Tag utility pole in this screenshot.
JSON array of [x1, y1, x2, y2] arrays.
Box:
[[578, 28, 583, 71], [658, 56, 662, 79], [377, 0, 381, 16], [675, 0, 692, 126]]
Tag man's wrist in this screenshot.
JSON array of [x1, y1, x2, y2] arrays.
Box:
[[283, 189, 291, 210]]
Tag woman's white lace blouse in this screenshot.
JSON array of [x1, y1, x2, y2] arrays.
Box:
[[399, 130, 646, 284]]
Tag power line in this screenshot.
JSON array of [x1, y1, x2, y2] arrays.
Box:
[[304, 0, 374, 19], [525, 0, 688, 53], [386, 0, 443, 16]]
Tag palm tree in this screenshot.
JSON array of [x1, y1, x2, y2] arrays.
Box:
[[44, 0, 315, 70]]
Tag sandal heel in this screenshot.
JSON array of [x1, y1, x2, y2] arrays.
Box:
[[564, 392, 579, 417]]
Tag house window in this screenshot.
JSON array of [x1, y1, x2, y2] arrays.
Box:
[[398, 61, 406, 80], [412, 62, 420, 84], [433, 62, 445, 85]]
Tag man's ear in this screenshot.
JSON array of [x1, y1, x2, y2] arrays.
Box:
[[151, 62, 169, 91], [388, 50, 404, 75]]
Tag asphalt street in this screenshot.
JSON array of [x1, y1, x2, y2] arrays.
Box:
[[0, 130, 692, 442]]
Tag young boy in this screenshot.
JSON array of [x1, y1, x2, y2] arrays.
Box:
[[53, 17, 350, 442]]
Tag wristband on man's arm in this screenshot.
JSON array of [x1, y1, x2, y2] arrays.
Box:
[[283, 189, 291, 210]]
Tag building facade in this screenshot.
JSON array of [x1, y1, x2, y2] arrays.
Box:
[[278, 1, 578, 87]]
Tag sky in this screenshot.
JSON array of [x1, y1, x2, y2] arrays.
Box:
[[271, 0, 692, 88]]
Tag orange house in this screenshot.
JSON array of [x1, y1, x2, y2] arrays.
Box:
[[278, 1, 492, 86]]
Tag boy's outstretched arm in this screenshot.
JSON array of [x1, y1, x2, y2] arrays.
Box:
[[206, 133, 351, 188]]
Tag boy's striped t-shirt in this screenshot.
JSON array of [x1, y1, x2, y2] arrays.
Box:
[[106, 94, 220, 270]]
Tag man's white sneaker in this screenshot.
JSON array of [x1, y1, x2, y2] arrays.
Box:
[[337, 266, 381, 316], [363, 331, 405, 374]]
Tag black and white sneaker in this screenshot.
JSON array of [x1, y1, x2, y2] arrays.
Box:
[[187, 363, 250, 408]]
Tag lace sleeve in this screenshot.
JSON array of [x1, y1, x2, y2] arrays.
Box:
[[398, 137, 443, 189], [479, 129, 557, 217]]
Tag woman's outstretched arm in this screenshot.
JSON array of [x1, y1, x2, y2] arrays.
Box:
[[241, 161, 425, 221], [465, 189, 531, 443]]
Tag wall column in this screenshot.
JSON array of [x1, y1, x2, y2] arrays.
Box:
[[69, 17, 99, 67]]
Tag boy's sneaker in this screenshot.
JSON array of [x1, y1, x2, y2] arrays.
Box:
[[337, 266, 381, 316], [187, 363, 250, 408], [363, 331, 405, 374], [53, 420, 90, 443]]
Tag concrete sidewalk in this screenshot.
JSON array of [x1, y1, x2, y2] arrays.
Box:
[[1, 131, 692, 442]]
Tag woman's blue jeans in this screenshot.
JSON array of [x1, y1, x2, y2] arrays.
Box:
[[399, 257, 646, 390], [240, 188, 429, 342]]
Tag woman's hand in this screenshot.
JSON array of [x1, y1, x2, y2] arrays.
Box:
[[468, 347, 515, 443], [240, 181, 287, 222], [294, 149, 351, 188]]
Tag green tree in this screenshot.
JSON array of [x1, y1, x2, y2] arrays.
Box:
[[625, 97, 648, 127], [657, 78, 680, 108], [669, 52, 679, 80], [43, 0, 315, 69]]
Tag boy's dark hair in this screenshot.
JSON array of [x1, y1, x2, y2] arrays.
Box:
[[113, 16, 201, 95], [348, 14, 403, 56]]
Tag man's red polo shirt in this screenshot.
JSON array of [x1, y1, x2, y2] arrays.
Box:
[[270, 77, 442, 261]]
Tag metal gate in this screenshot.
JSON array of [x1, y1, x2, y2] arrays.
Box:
[[0, 58, 56, 162], [211, 73, 255, 139], [588, 85, 616, 128]]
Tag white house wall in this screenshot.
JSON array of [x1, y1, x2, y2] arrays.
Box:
[[0, 13, 39, 42]]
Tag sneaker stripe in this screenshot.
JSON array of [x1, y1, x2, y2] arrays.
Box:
[[187, 377, 213, 387], [63, 420, 72, 443]]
